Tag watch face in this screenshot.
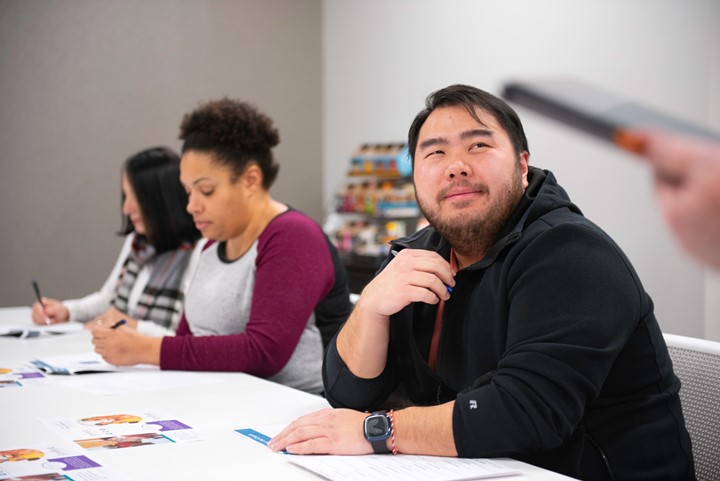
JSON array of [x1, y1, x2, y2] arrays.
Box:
[[364, 414, 390, 440]]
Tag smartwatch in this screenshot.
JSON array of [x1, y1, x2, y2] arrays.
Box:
[[363, 411, 391, 454]]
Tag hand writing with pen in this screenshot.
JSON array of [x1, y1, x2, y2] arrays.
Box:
[[91, 318, 162, 366]]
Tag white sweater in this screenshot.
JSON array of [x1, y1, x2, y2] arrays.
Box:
[[63, 234, 204, 336]]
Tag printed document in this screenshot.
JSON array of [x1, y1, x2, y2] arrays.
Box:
[[235, 427, 519, 481], [0, 322, 83, 339], [0, 364, 48, 388], [40, 410, 204, 451], [31, 352, 157, 375], [288, 454, 520, 481], [0, 442, 128, 480]]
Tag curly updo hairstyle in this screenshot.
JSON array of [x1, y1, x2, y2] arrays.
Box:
[[178, 97, 280, 189]]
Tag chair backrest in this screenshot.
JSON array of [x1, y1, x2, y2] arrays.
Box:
[[663, 333, 720, 481]]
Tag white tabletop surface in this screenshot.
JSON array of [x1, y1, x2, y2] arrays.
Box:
[[0, 306, 574, 480]]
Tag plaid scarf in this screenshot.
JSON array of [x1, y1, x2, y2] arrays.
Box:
[[112, 237, 195, 328]]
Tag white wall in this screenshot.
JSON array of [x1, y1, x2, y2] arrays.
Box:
[[323, 0, 720, 338]]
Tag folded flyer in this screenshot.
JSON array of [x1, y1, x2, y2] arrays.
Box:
[[31, 353, 121, 375], [40, 410, 204, 451], [0, 364, 47, 388], [0, 442, 128, 480]]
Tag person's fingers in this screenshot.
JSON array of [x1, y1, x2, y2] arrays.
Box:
[[285, 436, 330, 455], [392, 249, 456, 285]]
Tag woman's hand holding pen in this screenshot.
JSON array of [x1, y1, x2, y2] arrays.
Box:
[[87, 307, 139, 330], [30, 298, 69, 325], [91, 323, 162, 366]]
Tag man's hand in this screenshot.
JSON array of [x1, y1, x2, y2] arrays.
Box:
[[359, 249, 455, 321], [336, 248, 456, 379], [269, 408, 371, 455], [269, 403, 457, 456]]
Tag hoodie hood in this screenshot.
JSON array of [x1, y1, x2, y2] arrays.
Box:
[[502, 166, 582, 237]]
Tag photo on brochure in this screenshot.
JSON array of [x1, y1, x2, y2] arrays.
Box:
[[0, 443, 128, 481], [39, 410, 204, 451]]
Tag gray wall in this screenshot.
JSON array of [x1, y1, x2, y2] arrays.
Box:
[[0, 0, 322, 306], [322, 0, 720, 339]]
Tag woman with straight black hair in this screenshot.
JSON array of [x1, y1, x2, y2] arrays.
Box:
[[31, 147, 202, 335]]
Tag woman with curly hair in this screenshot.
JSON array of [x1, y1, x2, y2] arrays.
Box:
[[91, 98, 352, 394], [31, 147, 202, 335]]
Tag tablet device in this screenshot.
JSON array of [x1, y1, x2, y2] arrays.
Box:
[[501, 79, 720, 154]]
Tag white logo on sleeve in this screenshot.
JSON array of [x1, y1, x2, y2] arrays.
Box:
[[469, 400, 477, 410]]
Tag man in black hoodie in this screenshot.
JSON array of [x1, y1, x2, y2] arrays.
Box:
[[270, 85, 695, 481]]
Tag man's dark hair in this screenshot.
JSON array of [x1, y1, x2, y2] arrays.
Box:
[[178, 98, 280, 189], [408, 84, 529, 163], [119, 146, 200, 252]]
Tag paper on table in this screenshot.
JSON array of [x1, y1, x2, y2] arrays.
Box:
[[235, 426, 289, 453], [234, 427, 519, 481], [0, 364, 48, 388], [39, 410, 204, 451], [0, 322, 84, 339], [288, 455, 519, 481], [30, 352, 157, 375], [0, 442, 130, 480]]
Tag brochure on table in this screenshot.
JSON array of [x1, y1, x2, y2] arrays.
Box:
[[31, 353, 157, 375], [40, 410, 204, 451], [0, 364, 48, 388], [0, 442, 128, 480], [0, 322, 83, 339]]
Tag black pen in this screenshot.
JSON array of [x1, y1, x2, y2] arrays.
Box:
[[32, 280, 51, 325], [110, 319, 127, 329]]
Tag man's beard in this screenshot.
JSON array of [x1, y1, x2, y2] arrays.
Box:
[[418, 166, 525, 261]]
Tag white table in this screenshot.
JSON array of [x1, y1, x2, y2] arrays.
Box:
[[0, 307, 574, 480]]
